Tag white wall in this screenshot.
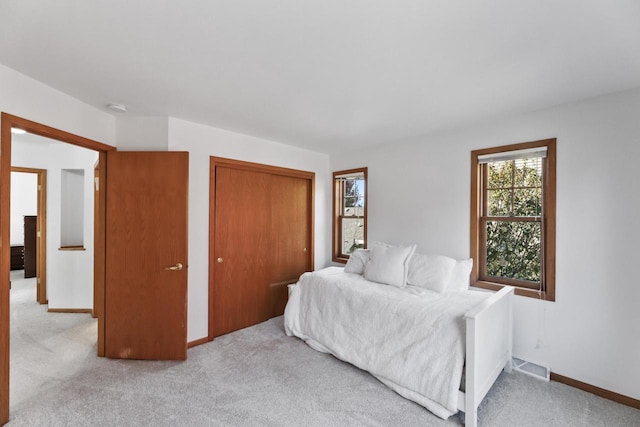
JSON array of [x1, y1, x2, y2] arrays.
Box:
[[167, 117, 331, 342], [331, 87, 640, 400], [116, 116, 169, 150], [0, 63, 115, 145], [1, 64, 114, 309], [12, 137, 99, 309], [10, 172, 38, 246]]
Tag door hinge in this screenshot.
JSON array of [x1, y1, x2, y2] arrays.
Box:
[[37, 231, 41, 238], [94, 177, 99, 191]]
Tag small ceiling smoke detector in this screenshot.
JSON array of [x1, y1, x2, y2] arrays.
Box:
[[107, 103, 127, 113], [11, 128, 26, 134]]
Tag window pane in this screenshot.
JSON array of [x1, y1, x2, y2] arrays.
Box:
[[514, 157, 542, 187], [513, 188, 542, 216], [487, 189, 512, 216], [485, 221, 541, 283], [487, 160, 513, 189], [342, 179, 365, 216], [341, 218, 365, 255], [343, 204, 364, 217]]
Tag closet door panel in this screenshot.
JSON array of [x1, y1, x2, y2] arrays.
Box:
[[213, 167, 271, 337], [270, 175, 312, 316]]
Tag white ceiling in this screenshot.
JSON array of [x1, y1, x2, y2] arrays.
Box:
[[1, 1, 639, 154]]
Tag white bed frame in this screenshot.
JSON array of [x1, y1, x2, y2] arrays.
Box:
[[458, 285, 514, 427], [287, 280, 514, 426]]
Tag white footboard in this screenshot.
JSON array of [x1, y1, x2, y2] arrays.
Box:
[[458, 286, 514, 427]]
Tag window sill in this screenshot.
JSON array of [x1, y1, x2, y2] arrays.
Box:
[[332, 256, 348, 264], [472, 279, 555, 302], [59, 246, 86, 251]]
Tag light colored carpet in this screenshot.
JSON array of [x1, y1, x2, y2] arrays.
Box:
[[8, 271, 640, 426]]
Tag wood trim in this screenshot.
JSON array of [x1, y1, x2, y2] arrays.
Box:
[[94, 152, 106, 355], [472, 280, 551, 300], [544, 140, 557, 301], [11, 167, 48, 305], [470, 139, 556, 301], [47, 308, 93, 314], [37, 171, 47, 304], [551, 372, 640, 410], [209, 157, 315, 180], [0, 115, 12, 425], [1, 113, 116, 424], [4, 114, 116, 152], [470, 150, 481, 288], [471, 138, 557, 157], [332, 171, 344, 264], [208, 160, 216, 343], [208, 157, 315, 342], [58, 246, 86, 251], [187, 336, 209, 348], [9, 167, 43, 174], [309, 172, 315, 272]]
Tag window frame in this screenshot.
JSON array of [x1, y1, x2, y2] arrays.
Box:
[[470, 139, 556, 301], [332, 167, 368, 263]]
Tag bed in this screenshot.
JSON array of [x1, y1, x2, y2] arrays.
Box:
[[284, 244, 513, 427]]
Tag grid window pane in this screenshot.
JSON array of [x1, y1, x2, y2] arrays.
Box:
[[341, 218, 365, 255], [514, 158, 542, 187], [513, 188, 542, 216], [487, 161, 513, 189], [487, 189, 512, 216], [486, 158, 543, 218], [485, 221, 541, 283]]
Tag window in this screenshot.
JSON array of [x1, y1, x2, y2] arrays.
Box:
[[333, 168, 367, 263], [471, 139, 556, 300]]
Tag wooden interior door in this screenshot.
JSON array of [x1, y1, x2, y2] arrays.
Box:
[[105, 151, 189, 360], [213, 167, 271, 336]]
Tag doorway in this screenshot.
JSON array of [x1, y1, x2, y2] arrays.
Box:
[[10, 167, 47, 304], [0, 113, 116, 424]]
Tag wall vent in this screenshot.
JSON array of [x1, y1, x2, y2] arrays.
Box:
[[512, 357, 550, 381]]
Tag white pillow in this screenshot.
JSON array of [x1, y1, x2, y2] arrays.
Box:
[[407, 253, 457, 292], [446, 258, 473, 291], [344, 249, 370, 274], [364, 243, 416, 288]]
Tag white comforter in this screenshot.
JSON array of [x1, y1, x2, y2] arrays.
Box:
[[284, 267, 489, 419]]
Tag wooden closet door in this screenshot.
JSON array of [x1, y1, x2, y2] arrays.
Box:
[[213, 167, 271, 337], [270, 175, 312, 316]]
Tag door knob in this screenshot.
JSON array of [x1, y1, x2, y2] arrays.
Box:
[[165, 263, 183, 271], [217, 257, 224, 263]]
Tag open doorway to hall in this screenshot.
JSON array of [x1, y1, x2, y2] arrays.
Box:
[[9, 129, 99, 412], [10, 166, 45, 303]]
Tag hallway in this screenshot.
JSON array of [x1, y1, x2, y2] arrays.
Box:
[[9, 270, 96, 412]]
